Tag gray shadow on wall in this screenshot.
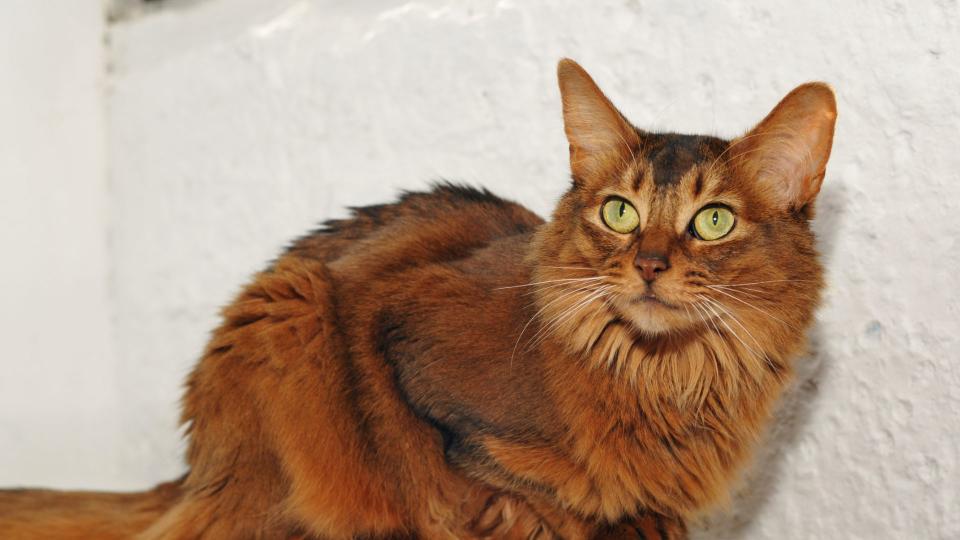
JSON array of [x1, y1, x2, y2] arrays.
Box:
[[108, 0, 215, 22], [689, 182, 848, 539]]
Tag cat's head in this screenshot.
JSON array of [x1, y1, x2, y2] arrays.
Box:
[[535, 59, 836, 345]]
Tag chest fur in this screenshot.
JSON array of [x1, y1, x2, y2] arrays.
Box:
[[481, 333, 790, 521]]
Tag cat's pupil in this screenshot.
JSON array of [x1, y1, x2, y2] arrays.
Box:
[[618, 202, 625, 218], [711, 210, 718, 225]]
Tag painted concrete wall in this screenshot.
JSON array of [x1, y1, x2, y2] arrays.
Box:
[[0, 1, 123, 489], [5, 0, 960, 537]]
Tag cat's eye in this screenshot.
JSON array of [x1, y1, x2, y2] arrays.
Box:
[[601, 198, 640, 234], [690, 205, 735, 241]]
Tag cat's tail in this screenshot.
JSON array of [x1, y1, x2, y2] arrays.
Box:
[[0, 478, 182, 540]]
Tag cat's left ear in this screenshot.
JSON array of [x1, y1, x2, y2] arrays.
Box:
[[731, 83, 837, 210]]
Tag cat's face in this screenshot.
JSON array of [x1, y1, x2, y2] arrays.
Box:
[[553, 132, 815, 336], [537, 60, 836, 339]]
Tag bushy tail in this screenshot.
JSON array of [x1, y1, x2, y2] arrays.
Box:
[[0, 479, 181, 540]]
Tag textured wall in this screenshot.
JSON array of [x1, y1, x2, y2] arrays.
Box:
[[0, 1, 121, 489], [8, 0, 960, 538]]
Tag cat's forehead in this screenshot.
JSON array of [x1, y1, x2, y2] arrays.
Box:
[[641, 133, 729, 188]]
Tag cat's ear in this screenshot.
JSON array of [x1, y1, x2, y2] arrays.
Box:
[[731, 82, 837, 210], [557, 59, 640, 181]]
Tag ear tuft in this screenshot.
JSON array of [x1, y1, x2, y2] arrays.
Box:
[[731, 82, 837, 209], [556, 59, 639, 181]]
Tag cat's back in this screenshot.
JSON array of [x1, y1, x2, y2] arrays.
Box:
[[285, 183, 544, 273]]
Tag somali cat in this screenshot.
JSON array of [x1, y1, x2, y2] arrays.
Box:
[[0, 59, 836, 539]]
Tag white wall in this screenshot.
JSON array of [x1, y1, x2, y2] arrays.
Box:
[[0, 1, 124, 489], [4, 0, 960, 538]]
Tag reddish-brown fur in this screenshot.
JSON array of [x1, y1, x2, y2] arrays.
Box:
[[0, 59, 836, 539]]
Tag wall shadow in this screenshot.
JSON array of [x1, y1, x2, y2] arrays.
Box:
[[689, 182, 848, 539]]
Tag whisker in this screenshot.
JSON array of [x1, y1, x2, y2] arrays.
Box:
[[493, 276, 606, 290], [698, 295, 766, 358], [697, 296, 764, 362], [511, 283, 610, 364], [525, 286, 614, 352], [522, 278, 604, 297], [701, 296, 783, 378], [705, 286, 798, 331], [691, 301, 723, 340], [538, 266, 595, 271], [521, 287, 604, 349], [531, 287, 612, 345], [709, 285, 767, 298], [551, 290, 616, 346], [689, 302, 724, 379], [520, 280, 608, 311], [708, 279, 813, 288]]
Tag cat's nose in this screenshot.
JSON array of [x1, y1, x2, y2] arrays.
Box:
[[634, 253, 669, 282]]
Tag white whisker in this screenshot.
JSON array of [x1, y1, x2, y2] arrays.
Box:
[[698, 295, 765, 360], [510, 282, 610, 364], [493, 276, 606, 290], [697, 297, 764, 362], [691, 301, 723, 339], [708, 279, 813, 288], [709, 285, 767, 299], [521, 287, 605, 350], [706, 286, 798, 331], [522, 278, 604, 297], [689, 301, 724, 378], [525, 286, 614, 352], [538, 265, 595, 271], [532, 287, 612, 344]]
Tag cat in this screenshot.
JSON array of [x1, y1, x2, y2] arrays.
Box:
[[0, 58, 836, 539]]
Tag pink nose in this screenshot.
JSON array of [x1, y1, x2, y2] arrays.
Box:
[[634, 254, 669, 282]]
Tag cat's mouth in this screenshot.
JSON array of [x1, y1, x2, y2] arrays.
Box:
[[630, 293, 679, 310]]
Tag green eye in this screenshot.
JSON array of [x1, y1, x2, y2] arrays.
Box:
[[691, 205, 735, 241], [601, 198, 640, 234]]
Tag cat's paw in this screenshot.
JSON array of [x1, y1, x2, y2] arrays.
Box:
[[464, 490, 556, 540]]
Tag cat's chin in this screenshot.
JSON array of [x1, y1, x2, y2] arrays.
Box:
[[622, 312, 682, 336], [612, 296, 695, 336]]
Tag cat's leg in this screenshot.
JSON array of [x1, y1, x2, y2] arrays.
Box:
[[173, 259, 415, 539]]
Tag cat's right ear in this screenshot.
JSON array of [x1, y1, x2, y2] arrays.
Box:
[[557, 59, 640, 183]]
